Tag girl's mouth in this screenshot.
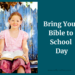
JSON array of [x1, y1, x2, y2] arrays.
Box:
[[13, 25, 17, 26]]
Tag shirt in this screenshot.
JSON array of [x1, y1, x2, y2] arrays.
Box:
[[0, 29, 28, 52]]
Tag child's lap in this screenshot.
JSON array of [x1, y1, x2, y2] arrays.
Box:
[[0, 58, 26, 73], [0, 58, 25, 66]]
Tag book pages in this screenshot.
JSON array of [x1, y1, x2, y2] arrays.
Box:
[[0, 50, 26, 61], [1, 51, 14, 58], [13, 50, 24, 58]]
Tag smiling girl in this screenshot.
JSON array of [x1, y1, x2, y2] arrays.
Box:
[[0, 12, 31, 73]]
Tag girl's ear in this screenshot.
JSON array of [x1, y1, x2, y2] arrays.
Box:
[[8, 20, 10, 24], [21, 20, 22, 24], [20, 20, 23, 25]]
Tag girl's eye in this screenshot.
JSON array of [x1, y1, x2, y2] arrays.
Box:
[[17, 21, 19, 22], [12, 20, 14, 21]]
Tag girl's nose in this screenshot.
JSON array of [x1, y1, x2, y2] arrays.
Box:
[[14, 21, 17, 24]]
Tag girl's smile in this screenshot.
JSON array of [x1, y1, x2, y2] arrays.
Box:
[[13, 25, 17, 26]]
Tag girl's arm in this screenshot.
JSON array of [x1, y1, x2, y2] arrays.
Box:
[[22, 39, 29, 63], [22, 39, 29, 56], [0, 39, 4, 55]]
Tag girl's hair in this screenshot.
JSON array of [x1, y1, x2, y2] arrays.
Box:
[[8, 12, 22, 30]]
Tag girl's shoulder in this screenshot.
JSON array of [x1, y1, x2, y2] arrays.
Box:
[[0, 29, 8, 34], [20, 30, 28, 35], [20, 30, 29, 40], [0, 29, 8, 39], [0, 29, 7, 32]]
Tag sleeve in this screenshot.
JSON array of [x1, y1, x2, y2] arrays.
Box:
[[23, 31, 29, 40], [0, 31, 5, 39]]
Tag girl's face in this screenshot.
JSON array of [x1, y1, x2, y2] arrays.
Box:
[[8, 15, 22, 29]]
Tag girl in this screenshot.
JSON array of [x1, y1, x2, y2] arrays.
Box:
[[0, 12, 31, 73]]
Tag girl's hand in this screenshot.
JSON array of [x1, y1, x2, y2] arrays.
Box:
[[22, 54, 29, 64]]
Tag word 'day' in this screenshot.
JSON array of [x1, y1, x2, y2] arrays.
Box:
[[56, 48, 68, 55]]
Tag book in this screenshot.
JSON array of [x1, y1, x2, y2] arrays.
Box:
[[0, 50, 26, 62]]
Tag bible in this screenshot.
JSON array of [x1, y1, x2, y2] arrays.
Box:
[[0, 50, 26, 62]]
